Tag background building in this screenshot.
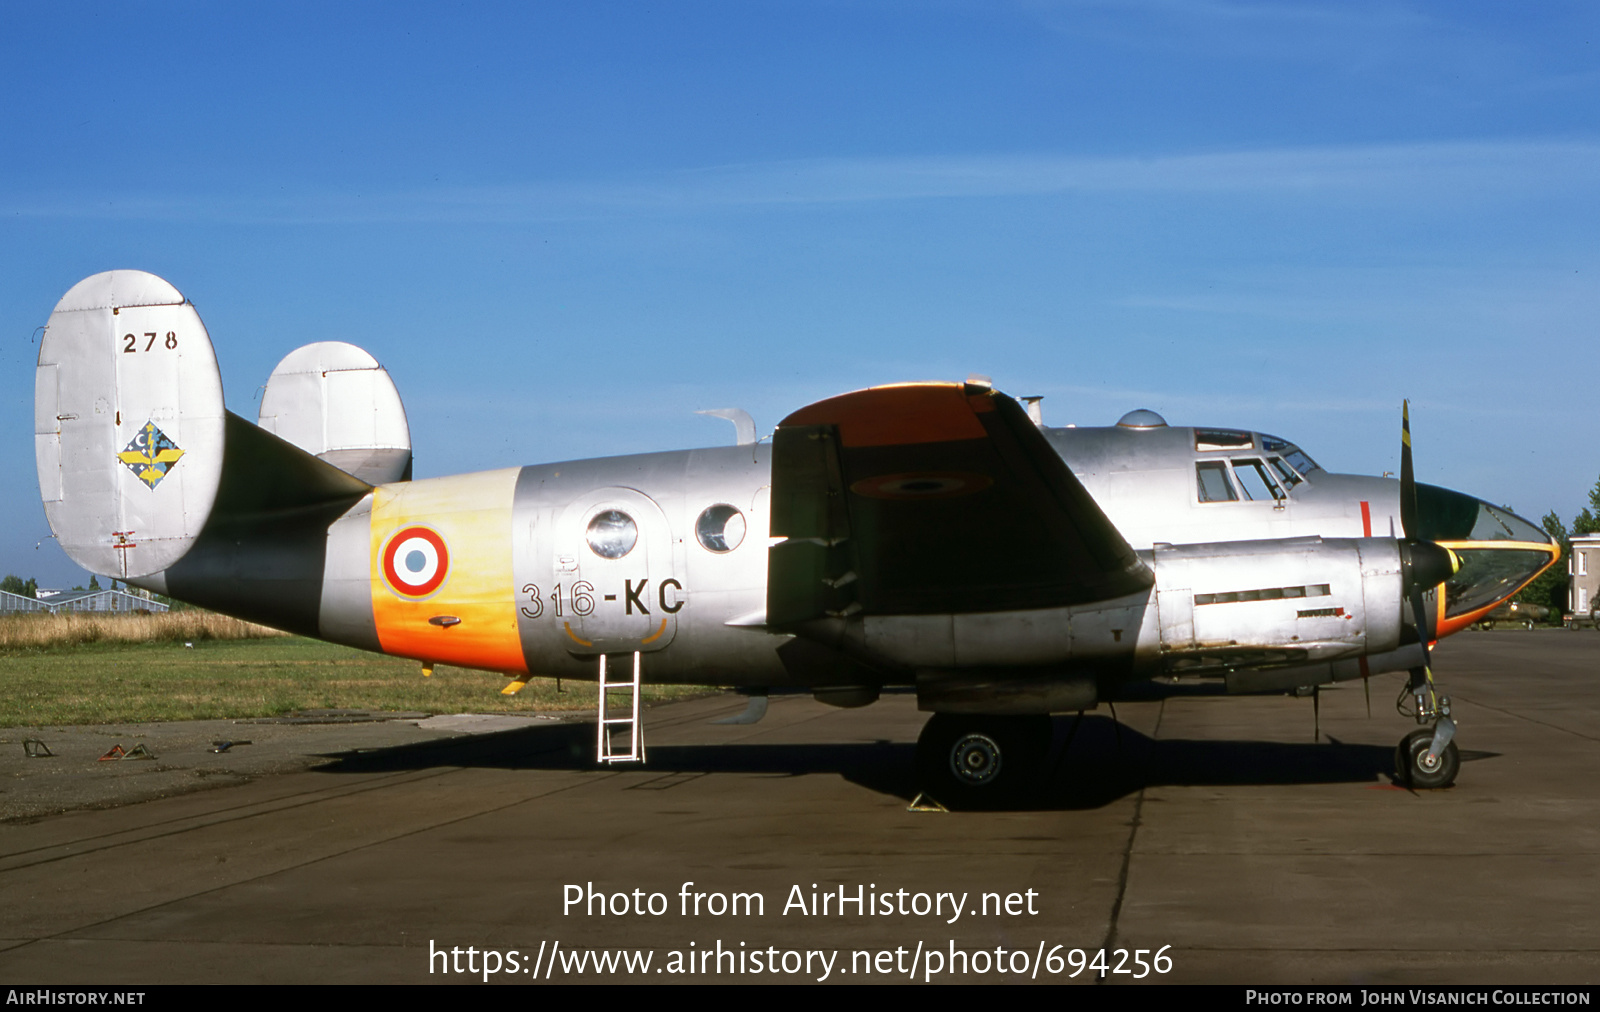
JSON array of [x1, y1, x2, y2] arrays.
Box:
[[1569, 534, 1600, 619]]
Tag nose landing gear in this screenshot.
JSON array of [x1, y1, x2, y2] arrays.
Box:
[[1395, 667, 1458, 789]]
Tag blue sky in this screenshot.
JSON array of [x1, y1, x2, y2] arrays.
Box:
[[4, 1, 1597, 586]]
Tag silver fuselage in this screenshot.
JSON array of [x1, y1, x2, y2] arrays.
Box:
[[318, 423, 1431, 687]]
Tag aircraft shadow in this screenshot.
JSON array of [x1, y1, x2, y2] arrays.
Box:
[[312, 713, 1451, 811]]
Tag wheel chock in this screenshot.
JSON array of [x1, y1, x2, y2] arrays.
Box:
[[121, 743, 156, 760], [23, 739, 54, 758], [501, 678, 528, 696], [906, 792, 949, 813], [98, 745, 126, 761]]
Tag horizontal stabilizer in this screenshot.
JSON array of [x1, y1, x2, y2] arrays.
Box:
[[157, 411, 371, 635], [258, 342, 412, 484], [211, 411, 374, 515]]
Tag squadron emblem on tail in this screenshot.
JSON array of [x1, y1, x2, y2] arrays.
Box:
[[116, 421, 185, 490]]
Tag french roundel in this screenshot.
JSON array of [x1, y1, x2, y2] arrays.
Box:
[[382, 526, 450, 598]]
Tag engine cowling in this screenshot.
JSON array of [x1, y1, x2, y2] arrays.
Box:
[[1151, 536, 1404, 675]]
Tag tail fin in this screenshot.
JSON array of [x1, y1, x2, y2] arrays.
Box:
[[35, 271, 227, 578], [35, 272, 370, 600], [258, 341, 413, 484]]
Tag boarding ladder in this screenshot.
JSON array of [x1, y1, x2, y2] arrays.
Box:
[[596, 652, 645, 763]]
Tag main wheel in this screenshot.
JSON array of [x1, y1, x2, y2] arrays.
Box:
[[916, 714, 1051, 808], [1395, 728, 1460, 789]]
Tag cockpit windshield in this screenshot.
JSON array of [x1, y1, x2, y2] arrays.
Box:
[[1230, 459, 1286, 502], [1266, 457, 1302, 490], [1261, 435, 1321, 478]]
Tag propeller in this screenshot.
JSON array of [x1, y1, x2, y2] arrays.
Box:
[[1396, 401, 1460, 757], [1399, 402, 1458, 654]]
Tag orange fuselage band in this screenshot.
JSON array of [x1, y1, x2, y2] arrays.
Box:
[[369, 468, 526, 674]]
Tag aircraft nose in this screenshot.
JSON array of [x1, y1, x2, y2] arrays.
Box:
[[1414, 484, 1559, 634]]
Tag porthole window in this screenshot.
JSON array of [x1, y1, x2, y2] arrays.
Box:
[[696, 504, 747, 553], [586, 509, 638, 559]]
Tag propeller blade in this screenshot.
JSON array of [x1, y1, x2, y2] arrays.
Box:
[[1398, 402, 1458, 656], [1400, 400, 1418, 540]]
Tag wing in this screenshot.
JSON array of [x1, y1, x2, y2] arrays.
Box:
[[767, 380, 1152, 625]]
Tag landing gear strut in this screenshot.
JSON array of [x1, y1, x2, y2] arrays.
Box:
[[1394, 667, 1458, 789], [916, 713, 1052, 808]]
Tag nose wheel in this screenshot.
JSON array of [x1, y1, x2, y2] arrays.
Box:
[[1394, 668, 1459, 789], [1396, 727, 1460, 789]]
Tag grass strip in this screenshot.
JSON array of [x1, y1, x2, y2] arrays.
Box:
[[0, 635, 710, 727], [0, 611, 286, 649]]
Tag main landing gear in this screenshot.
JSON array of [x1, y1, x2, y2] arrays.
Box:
[[1394, 667, 1459, 789], [915, 713, 1053, 808]]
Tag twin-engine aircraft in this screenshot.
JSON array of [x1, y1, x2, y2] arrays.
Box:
[[33, 271, 1558, 805]]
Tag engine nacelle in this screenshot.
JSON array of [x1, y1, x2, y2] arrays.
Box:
[[1151, 536, 1403, 675]]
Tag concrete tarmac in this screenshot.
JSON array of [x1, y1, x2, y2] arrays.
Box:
[[1, 630, 1597, 985]]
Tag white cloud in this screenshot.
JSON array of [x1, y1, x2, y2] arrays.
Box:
[[8, 139, 1599, 224]]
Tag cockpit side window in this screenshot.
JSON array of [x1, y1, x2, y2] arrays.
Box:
[[1197, 461, 1238, 502], [1231, 458, 1285, 501]]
